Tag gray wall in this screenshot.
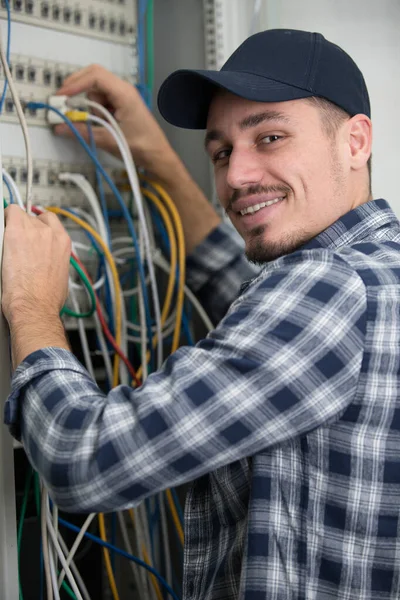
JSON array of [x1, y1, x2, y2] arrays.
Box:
[[154, 0, 212, 199]]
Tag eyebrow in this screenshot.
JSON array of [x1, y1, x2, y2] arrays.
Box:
[[204, 110, 291, 150]]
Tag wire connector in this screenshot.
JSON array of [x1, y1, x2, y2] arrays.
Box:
[[65, 110, 89, 122], [46, 95, 69, 124]]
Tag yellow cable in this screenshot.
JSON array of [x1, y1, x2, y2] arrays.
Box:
[[141, 178, 186, 352], [128, 509, 163, 600], [47, 206, 121, 385], [135, 187, 178, 380], [47, 207, 123, 600], [98, 514, 121, 600], [140, 181, 187, 546]]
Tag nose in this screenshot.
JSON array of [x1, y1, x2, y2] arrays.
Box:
[[226, 147, 264, 190]]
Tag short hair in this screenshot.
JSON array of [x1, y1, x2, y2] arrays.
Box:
[[306, 96, 372, 193]]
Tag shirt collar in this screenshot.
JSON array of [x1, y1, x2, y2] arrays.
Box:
[[302, 199, 398, 251], [239, 200, 398, 297]]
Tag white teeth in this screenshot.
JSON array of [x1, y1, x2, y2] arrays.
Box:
[[239, 197, 284, 216]]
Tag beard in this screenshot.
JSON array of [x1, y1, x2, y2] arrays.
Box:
[[244, 224, 312, 265]]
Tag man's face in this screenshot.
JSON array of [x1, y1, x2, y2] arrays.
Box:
[[205, 93, 355, 264]]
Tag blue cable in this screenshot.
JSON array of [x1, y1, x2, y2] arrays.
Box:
[[57, 516, 180, 600], [111, 512, 117, 573], [170, 488, 184, 527], [27, 102, 155, 370], [0, 0, 11, 114], [2, 175, 14, 204], [137, 0, 149, 107], [182, 311, 195, 346]]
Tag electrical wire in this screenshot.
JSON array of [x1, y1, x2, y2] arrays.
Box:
[[27, 102, 155, 370], [41, 488, 54, 600], [56, 532, 92, 600], [0, 25, 33, 211], [45, 505, 85, 600], [69, 278, 95, 378], [58, 517, 179, 600], [2, 168, 24, 209], [57, 513, 96, 590], [2, 174, 14, 204], [141, 178, 186, 352], [85, 113, 163, 370], [0, 0, 11, 113], [46, 206, 122, 384]]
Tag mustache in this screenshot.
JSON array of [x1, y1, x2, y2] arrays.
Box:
[[226, 184, 291, 214]]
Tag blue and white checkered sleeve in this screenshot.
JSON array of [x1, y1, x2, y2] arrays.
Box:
[[6, 248, 366, 514], [186, 221, 258, 324]]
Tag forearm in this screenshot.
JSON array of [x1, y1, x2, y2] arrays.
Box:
[[9, 311, 69, 369], [143, 146, 221, 255]]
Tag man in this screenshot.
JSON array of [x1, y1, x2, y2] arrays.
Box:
[[2, 29, 400, 599]]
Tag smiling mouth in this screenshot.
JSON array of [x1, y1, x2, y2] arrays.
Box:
[[239, 196, 285, 216]]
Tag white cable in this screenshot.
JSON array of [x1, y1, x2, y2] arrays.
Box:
[[155, 254, 214, 331], [57, 513, 96, 590], [116, 513, 143, 595], [45, 508, 84, 600], [136, 504, 157, 600], [0, 28, 33, 212], [87, 114, 163, 369], [70, 242, 105, 291], [93, 310, 113, 384], [69, 285, 95, 378], [57, 533, 92, 600], [159, 493, 173, 589], [41, 488, 54, 600], [48, 540, 61, 600], [60, 174, 129, 383], [2, 168, 24, 209], [59, 173, 108, 241], [69, 206, 101, 231], [138, 232, 148, 381]]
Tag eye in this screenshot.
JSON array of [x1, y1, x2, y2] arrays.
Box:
[[212, 148, 231, 163], [260, 135, 281, 145]]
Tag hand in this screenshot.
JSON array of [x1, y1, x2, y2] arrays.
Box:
[[55, 64, 178, 183], [2, 206, 71, 327]]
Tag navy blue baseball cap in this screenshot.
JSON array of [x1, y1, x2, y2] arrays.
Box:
[[158, 29, 370, 129]]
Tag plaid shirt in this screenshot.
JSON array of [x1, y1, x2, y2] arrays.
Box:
[[5, 199, 400, 600]]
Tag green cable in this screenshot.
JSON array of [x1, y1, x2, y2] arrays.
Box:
[[3, 199, 96, 319], [146, 0, 154, 99], [61, 255, 96, 319]]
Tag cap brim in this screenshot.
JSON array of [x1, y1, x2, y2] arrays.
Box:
[[157, 69, 314, 129]]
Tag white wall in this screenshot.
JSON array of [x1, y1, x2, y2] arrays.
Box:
[[215, 0, 400, 214]]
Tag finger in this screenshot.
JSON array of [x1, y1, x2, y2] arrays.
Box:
[[4, 204, 26, 226], [57, 64, 94, 92], [36, 211, 64, 231], [57, 65, 129, 108]]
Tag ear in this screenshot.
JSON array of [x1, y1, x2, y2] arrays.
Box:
[[348, 114, 372, 172]]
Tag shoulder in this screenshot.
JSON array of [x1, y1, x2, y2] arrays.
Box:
[[239, 248, 367, 305]]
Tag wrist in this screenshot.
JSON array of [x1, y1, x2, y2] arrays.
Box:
[[8, 308, 69, 369]]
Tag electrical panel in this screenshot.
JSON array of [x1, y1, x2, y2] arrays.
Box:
[[0, 0, 137, 45], [0, 0, 138, 595], [0, 53, 136, 126]]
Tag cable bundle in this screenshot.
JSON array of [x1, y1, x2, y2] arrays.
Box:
[[1, 9, 214, 598]]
